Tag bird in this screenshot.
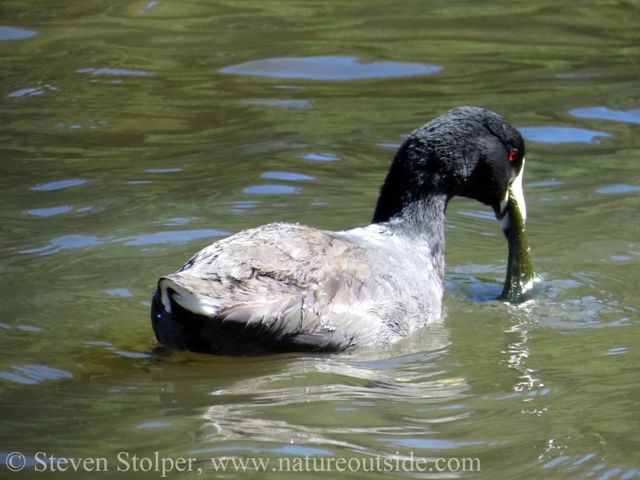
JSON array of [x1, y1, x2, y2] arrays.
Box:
[[151, 106, 534, 356]]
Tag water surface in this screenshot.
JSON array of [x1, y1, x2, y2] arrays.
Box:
[[1, 0, 640, 479]]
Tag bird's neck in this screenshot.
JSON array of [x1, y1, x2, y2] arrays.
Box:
[[373, 193, 448, 280]]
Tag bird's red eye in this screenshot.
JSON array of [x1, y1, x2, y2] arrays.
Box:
[[508, 151, 517, 162]]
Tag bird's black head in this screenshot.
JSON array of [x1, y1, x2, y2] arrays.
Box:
[[373, 106, 537, 303], [372, 106, 525, 223]]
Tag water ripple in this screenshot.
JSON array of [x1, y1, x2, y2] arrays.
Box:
[[115, 229, 228, 246], [301, 152, 340, 162], [200, 330, 459, 452], [261, 171, 314, 181], [20, 234, 102, 255], [0, 26, 37, 41], [379, 438, 482, 449], [538, 451, 640, 479], [0, 365, 73, 385], [243, 185, 300, 194], [106, 288, 133, 297], [77, 67, 154, 76], [136, 421, 172, 429], [239, 99, 311, 109], [9, 88, 43, 98], [597, 184, 640, 195], [146, 168, 182, 173], [570, 106, 640, 124], [21, 229, 229, 254], [31, 179, 87, 191], [220, 56, 442, 80], [526, 180, 564, 188], [26, 206, 74, 217], [519, 126, 611, 144]]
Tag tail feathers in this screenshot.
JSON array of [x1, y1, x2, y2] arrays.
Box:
[[158, 276, 220, 317], [150, 283, 353, 355]]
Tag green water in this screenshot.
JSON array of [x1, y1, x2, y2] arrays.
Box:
[[1, 0, 640, 478]]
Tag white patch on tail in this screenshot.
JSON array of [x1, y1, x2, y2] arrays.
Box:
[[159, 278, 219, 316]]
